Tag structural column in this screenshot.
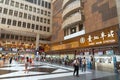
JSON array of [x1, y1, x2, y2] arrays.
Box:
[[0, 28, 1, 38], [36, 33, 40, 50], [76, 25, 79, 32]]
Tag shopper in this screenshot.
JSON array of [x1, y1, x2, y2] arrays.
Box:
[[82, 57, 86, 72], [29, 58, 32, 66], [79, 57, 82, 69], [9, 57, 13, 64], [24, 57, 29, 73], [73, 58, 80, 77]]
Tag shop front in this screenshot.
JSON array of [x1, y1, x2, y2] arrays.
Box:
[[48, 25, 120, 71], [78, 25, 119, 72]]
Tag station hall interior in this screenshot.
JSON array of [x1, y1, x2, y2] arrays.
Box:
[[0, 0, 120, 80]]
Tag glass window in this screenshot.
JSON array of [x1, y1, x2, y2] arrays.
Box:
[[29, 6, 32, 11], [19, 36, 22, 40], [1, 18, 6, 24], [3, 8, 8, 14], [40, 17, 43, 22], [6, 34, 10, 39], [44, 18, 46, 23], [48, 3, 51, 9], [9, 9, 13, 15], [25, 5, 28, 10], [44, 26, 46, 31], [41, 9, 43, 14], [42, 1, 44, 7], [36, 16, 39, 22], [79, 24, 83, 31], [11, 35, 14, 39], [0, 0, 4, 3], [38, 0, 41, 5], [40, 26, 42, 30], [44, 11, 47, 15], [22, 22, 26, 28], [1, 33, 5, 38], [45, 1, 47, 8], [32, 15, 35, 21], [5, 0, 10, 5], [10, 1, 14, 6], [19, 12, 23, 18], [7, 19, 11, 25], [36, 25, 39, 30], [12, 20, 17, 26], [15, 2, 19, 8], [18, 21, 21, 27], [23, 36, 26, 41], [48, 19, 50, 24], [48, 11, 51, 16], [27, 23, 31, 28], [34, 0, 37, 4], [70, 27, 76, 34], [47, 27, 50, 32], [14, 11, 18, 16], [24, 13, 27, 19], [20, 3, 24, 9], [32, 24, 35, 29], [33, 7, 36, 12], [28, 14, 31, 20], [37, 8, 40, 13], [0, 7, 2, 13], [15, 35, 18, 40]]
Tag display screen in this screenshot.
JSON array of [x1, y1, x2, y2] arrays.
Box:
[[84, 52, 89, 55], [12, 48, 18, 52], [98, 51, 103, 56], [106, 50, 114, 55], [0, 48, 3, 51]]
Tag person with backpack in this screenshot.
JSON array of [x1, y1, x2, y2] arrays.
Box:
[[72, 58, 80, 77]]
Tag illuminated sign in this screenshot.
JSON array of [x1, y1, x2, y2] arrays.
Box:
[[80, 26, 118, 47], [51, 25, 119, 51]]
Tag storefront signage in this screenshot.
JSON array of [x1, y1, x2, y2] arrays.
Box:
[[51, 41, 79, 50], [79, 26, 118, 47]]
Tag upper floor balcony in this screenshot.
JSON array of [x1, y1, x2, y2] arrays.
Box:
[[62, 12, 82, 29], [62, 0, 81, 19], [62, 0, 69, 9]]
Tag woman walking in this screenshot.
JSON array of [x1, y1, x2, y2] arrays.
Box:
[[24, 57, 29, 73]]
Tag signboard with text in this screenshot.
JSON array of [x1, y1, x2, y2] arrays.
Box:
[[79, 26, 118, 47], [51, 25, 119, 51]]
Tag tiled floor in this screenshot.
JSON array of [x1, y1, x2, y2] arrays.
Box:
[[0, 60, 119, 80]]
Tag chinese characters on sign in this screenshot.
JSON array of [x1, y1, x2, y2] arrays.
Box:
[[80, 26, 118, 47], [51, 26, 118, 50]]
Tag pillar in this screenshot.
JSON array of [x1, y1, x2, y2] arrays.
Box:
[[36, 33, 40, 50], [76, 25, 79, 32]]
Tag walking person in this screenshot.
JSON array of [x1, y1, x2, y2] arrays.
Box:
[[79, 57, 82, 69], [9, 57, 13, 64], [73, 58, 79, 77], [29, 58, 32, 67], [82, 57, 86, 72], [24, 57, 29, 73]]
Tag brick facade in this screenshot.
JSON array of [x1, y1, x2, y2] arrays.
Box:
[[84, 0, 118, 33], [51, 0, 64, 43]]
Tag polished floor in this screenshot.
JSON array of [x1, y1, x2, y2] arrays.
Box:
[[0, 60, 120, 80]]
